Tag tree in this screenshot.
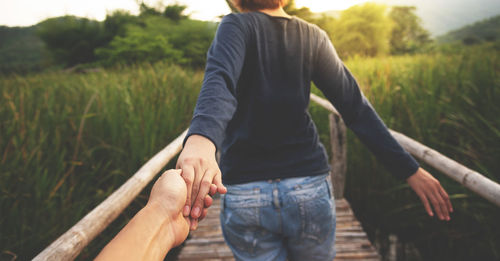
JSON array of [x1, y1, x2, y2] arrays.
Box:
[[37, 16, 107, 66], [328, 3, 392, 58], [283, 0, 314, 21], [139, 2, 162, 17], [163, 4, 188, 21], [103, 10, 140, 41], [225, 0, 239, 13], [95, 17, 184, 65], [389, 6, 431, 54], [95, 16, 216, 67]]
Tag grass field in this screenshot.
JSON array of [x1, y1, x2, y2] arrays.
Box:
[[0, 63, 202, 260], [310, 44, 500, 260], [1, 45, 499, 260]]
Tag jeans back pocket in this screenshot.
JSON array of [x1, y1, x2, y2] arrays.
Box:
[[296, 181, 336, 244], [221, 192, 262, 256]]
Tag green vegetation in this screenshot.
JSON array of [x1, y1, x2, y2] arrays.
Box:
[[0, 3, 216, 73], [1, 45, 498, 260], [1, 1, 500, 260], [326, 3, 393, 57], [0, 26, 45, 74], [231, 1, 433, 59], [37, 16, 108, 66], [0, 62, 203, 260], [389, 6, 431, 54], [438, 15, 500, 44], [96, 16, 216, 67], [309, 45, 500, 260]]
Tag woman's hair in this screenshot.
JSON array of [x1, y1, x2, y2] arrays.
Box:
[[231, 0, 289, 12]]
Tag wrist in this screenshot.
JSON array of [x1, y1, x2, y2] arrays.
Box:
[[407, 167, 422, 181], [143, 202, 176, 250], [185, 134, 216, 154]]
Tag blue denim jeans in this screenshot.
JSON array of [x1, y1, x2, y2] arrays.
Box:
[[220, 173, 336, 261]]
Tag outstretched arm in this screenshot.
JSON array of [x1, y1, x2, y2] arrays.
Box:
[[95, 169, 215, 261], [178, 13, 248, 229], [312, 30, 453, 220]]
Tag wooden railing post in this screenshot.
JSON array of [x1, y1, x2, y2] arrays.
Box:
[[329, 113, 347, 199]]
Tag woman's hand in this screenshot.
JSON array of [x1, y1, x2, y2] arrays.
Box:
[[176, 135, 227, 230], [407, 168, 453, 220]]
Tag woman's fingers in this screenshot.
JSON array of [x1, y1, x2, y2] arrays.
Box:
[[438, 185, 453, 213], [180, 165, 195, 216], [213, 171, 227, 194], [209, 184, 217, 196], [190, 218, 198, 231], [191, 169, 216, 219], [204, 194, 214, 208], [199, 208, 209, 221], [427, 188, 449, 220], [417, 191, 433, 217], [190, 162, 204, 207], [407, 168, 453, 221]]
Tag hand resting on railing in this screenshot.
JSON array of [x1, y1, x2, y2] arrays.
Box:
[[95, 169, 217, 261]]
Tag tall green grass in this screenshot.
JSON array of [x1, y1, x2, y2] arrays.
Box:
[[1, 45, 499, 260], [0, 62, 202, 260], [310, 45, 500, 260]]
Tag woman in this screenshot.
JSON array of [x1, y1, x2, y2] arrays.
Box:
[[177, 0, 453, 260]]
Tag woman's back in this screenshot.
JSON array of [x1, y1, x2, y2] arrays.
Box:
[[193, 12, 331, 184]]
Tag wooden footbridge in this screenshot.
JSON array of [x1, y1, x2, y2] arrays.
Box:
[[33, 94, 500, 261]]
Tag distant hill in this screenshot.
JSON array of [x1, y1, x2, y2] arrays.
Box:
[[372, 0, 500, 36], [437, 15, 500, 43], [315, 1, 500, 37], [0, 25, 45, 73]]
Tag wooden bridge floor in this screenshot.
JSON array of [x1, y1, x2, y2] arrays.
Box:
[[177, 198, 380, 261]]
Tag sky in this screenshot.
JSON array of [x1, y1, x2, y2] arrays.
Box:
[[0, 0, 369, 27]]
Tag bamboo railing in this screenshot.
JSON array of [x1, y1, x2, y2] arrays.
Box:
[[33, 130, 188, 261], [33, 94, 500, 260]]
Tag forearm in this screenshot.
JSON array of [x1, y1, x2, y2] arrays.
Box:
[[95, 202, 174, 261], [347, 100, 419, 179]]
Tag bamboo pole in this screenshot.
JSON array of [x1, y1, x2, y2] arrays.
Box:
[[33, 130, 188, 261], [390, 130, 500, 207], [310, 93, 500, 207], [310, 93, 340, 116]]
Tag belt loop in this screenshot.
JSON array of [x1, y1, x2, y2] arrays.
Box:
[[272, 184, 280, 209]]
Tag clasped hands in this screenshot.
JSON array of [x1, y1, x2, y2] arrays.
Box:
[[176, 134, 227, 231]]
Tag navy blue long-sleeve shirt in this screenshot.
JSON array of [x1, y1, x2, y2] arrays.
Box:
[[185, 12, 419, 184]]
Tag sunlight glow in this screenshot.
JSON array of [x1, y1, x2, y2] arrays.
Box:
[[0, 0, 371, 26], [294, 0, 370, 12], [0, 0, 231, 27]]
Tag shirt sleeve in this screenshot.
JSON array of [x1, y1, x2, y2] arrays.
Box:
[[312, 30, 419, 180], [184, 14, 248, 150]]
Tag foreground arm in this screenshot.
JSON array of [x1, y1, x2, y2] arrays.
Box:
[[96, 170, 212, 261], [312, 30, 453, 220]]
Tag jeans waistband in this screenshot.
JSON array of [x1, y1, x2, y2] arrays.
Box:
[[225, 173, 330, 194]]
